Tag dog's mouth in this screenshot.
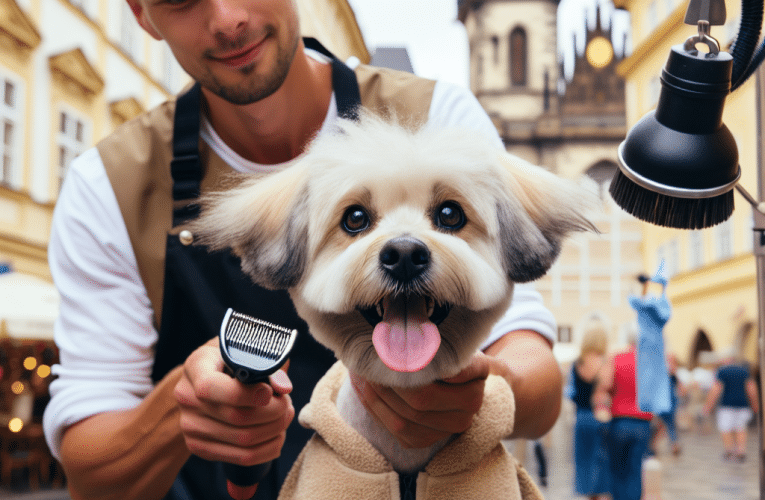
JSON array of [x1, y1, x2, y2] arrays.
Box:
[[358, 295, 451, 373]]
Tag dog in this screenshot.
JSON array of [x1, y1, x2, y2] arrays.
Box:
[[191, 112, 596, 499]]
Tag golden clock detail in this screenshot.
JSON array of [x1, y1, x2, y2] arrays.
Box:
[[586, 36, 614, 69]]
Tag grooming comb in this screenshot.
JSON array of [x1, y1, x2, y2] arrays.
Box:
[[219, 308, 298, 500]]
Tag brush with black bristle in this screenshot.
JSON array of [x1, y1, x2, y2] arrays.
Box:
[[609, 23, 741, 230], [219, 308, 298, 500], [609, 167, 735, 230]]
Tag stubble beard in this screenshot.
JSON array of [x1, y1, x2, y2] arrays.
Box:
[[199, 27, 300, 106]]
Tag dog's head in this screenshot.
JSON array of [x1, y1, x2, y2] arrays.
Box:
[[192, 113, 596, 387]]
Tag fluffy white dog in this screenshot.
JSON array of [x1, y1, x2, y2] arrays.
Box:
[[192, 113, 595, 499]]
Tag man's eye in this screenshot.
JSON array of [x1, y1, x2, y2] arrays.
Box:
[[342, 206, 370, 234], [156, 0, 196, 8], [435, 201, 466, 230]]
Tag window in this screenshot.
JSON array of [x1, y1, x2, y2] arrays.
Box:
[[558, 326, 572, 343], [509, 27, 527, 86], [646, 1, 659, 33], [475, 54, 484, 89], [646, 75, 661, 107], [0, 75, 22, 188], [667, 239, 679, 276], [743, 208, 754, 252], [491, 36, 500, 65], [656, 239, 679, 277], [715, 217, 734, 260], [57, 110, 88, 190], [688, 230, 704, 269]]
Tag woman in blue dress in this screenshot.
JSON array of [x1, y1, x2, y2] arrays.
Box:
[[569, 328, 611, 499]]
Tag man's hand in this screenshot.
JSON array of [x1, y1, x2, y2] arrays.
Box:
[[174, 338, 295, 466], [349, 352, 506, 449]]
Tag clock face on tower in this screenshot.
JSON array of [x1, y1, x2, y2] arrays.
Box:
[[586, 36, 614, 69]]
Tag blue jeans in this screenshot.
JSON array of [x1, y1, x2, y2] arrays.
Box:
[[608, 417, 651, 500], [659, 410, 678, 442]]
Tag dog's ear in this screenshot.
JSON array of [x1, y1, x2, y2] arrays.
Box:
[[188, 165, 310, 290], [497, 153, 598, 283]]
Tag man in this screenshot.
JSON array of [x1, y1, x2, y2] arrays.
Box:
[[42, 1, 563, 499], [704, 348, 759, 462]]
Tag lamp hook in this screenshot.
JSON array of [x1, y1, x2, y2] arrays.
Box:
[[684, 21, 721, 56]]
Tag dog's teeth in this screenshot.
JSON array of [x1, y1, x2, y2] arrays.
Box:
[[376, 303, 383, 317], [427, 298, 434, 317]]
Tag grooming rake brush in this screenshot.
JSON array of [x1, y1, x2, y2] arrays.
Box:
[[219, 308, 298, 500]]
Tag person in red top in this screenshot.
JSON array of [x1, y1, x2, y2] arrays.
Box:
[[593, 335, 653, 500]]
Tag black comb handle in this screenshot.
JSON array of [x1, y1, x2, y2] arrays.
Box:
[[223, 461, 271, 500], [219, 308, 297, 500]]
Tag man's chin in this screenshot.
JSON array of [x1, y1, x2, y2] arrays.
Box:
[[200, 72, 285, 105]]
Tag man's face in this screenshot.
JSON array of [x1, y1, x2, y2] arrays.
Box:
[[129, 0, 300, 104]]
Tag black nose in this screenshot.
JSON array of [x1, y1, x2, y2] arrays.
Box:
[[379, 236, 430, 283]]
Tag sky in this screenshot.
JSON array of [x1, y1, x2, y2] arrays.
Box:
[[346, 0, 631, 88]]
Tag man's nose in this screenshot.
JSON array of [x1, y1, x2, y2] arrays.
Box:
[[207, 0, 248, 40]]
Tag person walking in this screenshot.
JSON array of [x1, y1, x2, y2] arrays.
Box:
[[703, 348, 759, 461], [650, 353, 684, 457], [594, 334, 652, 500], [568, 327, 610, 500]]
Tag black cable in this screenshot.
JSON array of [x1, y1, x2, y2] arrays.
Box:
[[729, 0, 764, 91], [732, 38, 765, 90]]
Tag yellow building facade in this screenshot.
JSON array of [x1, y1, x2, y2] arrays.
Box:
[[614, 0, 759, 366], [0, 0, 369, 283]]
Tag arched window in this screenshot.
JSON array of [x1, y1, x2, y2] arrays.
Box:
[[509, 27, 527, 86], [690, 329, 713, 368], [491, 35, 500, 65]]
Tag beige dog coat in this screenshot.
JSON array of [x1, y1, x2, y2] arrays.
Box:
[[278, 362, 544, 500]]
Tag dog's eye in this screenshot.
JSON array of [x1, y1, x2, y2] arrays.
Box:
[[342, 206, 370, 234], [435, 201, 466, 230]]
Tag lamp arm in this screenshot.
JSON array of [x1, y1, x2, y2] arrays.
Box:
[[734, 183, 765, 214]]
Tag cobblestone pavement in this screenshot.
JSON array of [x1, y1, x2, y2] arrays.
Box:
[[508, 400, 760, 500]]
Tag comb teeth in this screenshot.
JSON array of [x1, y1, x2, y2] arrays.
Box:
[[226, 311, 294, 360]]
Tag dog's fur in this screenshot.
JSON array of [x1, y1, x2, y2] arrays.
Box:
[[191, 112, 595, 473]]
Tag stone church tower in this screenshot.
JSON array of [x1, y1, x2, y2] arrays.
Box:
[[459, 0, 644, 354]]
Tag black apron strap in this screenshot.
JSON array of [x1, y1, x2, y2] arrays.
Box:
[[171, 82, 203, 225], [304, 37, 361, 120]]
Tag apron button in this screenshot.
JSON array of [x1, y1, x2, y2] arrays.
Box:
[[179, 230, 194, 246]]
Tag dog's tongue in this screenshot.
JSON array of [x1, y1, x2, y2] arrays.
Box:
[[372, 295, 441, 372]]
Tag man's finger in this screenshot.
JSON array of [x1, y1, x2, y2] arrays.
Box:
[[440, 352, 492, 384]]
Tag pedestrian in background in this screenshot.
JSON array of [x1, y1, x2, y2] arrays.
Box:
[[631, 272, 672, 415], [568, 327, 610, 500], [703, 347, 759, 461], [594, 332, 652, 500], [690, 363, 716, 434], [650, 353, 684, 457]]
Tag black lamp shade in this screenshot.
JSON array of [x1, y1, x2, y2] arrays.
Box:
[[618, 113, 739, 197], [618, 43, 740, 198], [611, 43, 741, 229]]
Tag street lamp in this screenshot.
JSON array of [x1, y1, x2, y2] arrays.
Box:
[[607, 0, 765, 495]]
